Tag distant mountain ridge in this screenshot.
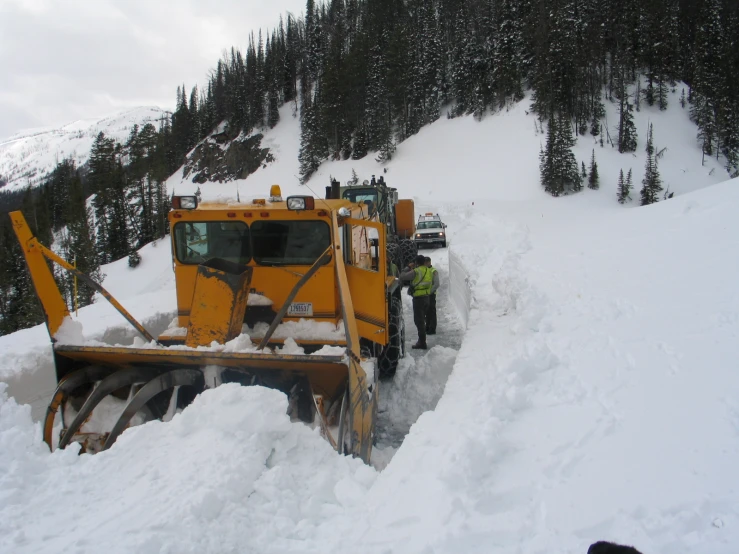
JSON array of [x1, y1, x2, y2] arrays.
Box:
[[0, 107, 170, 193]]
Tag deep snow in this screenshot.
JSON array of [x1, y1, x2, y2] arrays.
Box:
[[1, 86, 738, 554]]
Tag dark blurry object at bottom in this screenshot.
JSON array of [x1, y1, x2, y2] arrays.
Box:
[[588, 541, 643, 554]]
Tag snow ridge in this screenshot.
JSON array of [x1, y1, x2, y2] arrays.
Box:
[[0, 106, 169, 193]]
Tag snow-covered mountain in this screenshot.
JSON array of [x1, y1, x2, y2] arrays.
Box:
[[2, 86, 738, 554], [0, 106, 169, 193]]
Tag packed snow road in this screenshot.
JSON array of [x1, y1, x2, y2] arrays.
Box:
[[374, 245, 462, 462]]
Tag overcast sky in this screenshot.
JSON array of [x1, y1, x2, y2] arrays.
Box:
[[0, 0, 306, 140]]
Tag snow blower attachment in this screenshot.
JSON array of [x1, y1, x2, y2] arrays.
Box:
[[9, 186, 406, 463]]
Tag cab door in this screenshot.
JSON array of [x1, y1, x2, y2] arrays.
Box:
[[344, 218, 388, 345]]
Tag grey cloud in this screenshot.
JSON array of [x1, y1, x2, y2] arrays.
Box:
[[0, 0, 305, 140]]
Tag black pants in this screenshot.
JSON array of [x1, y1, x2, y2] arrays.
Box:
[[426, 293, 437, 333], [412, 295, 430, 345]]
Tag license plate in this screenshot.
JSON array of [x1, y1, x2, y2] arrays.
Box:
[[287, 302, 313, 316]]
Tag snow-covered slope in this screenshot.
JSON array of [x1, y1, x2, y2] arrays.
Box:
[[2, 85, 738, 554], [0, 106, 169, 192]]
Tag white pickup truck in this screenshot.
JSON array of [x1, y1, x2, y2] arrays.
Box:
[[413, 213, 447, 248]]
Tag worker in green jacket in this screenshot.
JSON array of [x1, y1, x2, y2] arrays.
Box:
[[399, 254, 433, 349], [424, 256, 439, 335]]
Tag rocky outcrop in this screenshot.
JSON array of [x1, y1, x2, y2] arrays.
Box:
[[183, 126, 274, 184]]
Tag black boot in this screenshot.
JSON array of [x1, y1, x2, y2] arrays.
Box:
[[411, 342, 427, 349]]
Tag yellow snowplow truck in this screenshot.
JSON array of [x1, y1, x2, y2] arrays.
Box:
[[9, 185, 405, 463]]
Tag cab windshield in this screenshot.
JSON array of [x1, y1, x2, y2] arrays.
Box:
[[174, 221, 251, 265], [342, 188, 377, 214], [417, 221, 442, 230], [251, 220, 331, 265]]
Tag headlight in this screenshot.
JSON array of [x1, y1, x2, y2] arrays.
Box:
[[286, 196, 315, 211], [338, 207, 351, 217], [173, 196, 198, 209], [439, 232, 445, 237], [181, 197, 197, 209], [415, 234, 422, 239], [287, 197, 305, 210]]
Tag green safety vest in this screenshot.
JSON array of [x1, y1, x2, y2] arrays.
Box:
[[411, 266, 433, 297]]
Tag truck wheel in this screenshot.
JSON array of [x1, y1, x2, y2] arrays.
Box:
[[377, 295, 404, 378], [387, 242, 401, 270], [399, 239, 418, 268]]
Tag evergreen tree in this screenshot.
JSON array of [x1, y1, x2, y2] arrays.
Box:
[[718, 9, 739, 176], [588, 149, 599, 190], [89, 131, 115, 262], [298, 95, 326, 183], [617, 80, 638, 153], [591, 114, 601, 137], [88, 133, 129, 262], [106, 151, 131, 261], [253, 31, 267, 128], [282, 14, 300, 104], [62, 172, 103, 308], [539, 125, 556, 195], [375, 135, 396, 164], [530, 0, 579, 121], [47, 158, 78, 230], [540, 114, 581, 196], [617, 168, 632, 204], [365, 43, 393, 154], [128, 251, 141, 268], [640, 123, 663, 205], [416, 0, 444, 124], [171, 86, 192, 162], [639, 0, 677, 112], [351, 123, 368, 160], [305, 0, 322, 89], [0, 223, 20, 334], [493, 0, 525, 108], [448, 4, 475, 118], [0, 221, 44, 333], [558, 114, 582, 193], [320, 0, 352, 158], [188, 86, 202, 145], [690, 0, 723, 158]]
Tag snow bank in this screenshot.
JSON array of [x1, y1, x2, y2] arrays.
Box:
[[0, 383, 376, 554]]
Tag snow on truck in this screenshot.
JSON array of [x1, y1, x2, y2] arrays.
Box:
[[9, 184, 407, 463]]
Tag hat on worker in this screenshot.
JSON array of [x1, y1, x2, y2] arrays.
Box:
[[415, 254, 426, 265]]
